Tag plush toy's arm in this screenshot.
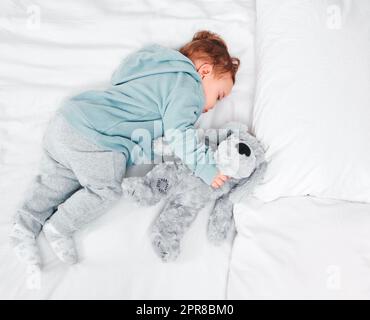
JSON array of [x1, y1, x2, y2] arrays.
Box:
[[206, 163, 266, 245], [228, 161, 267, 204], [207, 194, 235, 245], [121, 162, 177, 206]]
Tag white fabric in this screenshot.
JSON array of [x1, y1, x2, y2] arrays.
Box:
[[252, 0, 370, 202], [0, 0, 256, 299], [228, 196, 370, 299]]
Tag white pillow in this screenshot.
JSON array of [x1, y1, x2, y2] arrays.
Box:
[[228, 197, 370, 299], [252, 0, 370, 202]]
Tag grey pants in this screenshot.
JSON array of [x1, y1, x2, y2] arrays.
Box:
[[14, 111, 127, 236]]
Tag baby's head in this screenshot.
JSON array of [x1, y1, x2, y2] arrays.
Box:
[[179, 31, 240, 112]]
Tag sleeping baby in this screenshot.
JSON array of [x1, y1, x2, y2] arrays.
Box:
[[10, 30, 240, 270]]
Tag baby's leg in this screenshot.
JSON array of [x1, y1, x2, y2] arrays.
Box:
[[43, 151, 126, 264], [45, 151, 126, 235], [40, 113, 127, 263], [11, 149, 81, 268]]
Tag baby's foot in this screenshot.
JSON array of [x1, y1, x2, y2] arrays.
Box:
[[43, 222, 78, 265], [10, 223, 42, 268]]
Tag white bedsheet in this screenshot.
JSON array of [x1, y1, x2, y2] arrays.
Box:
[[0, 0, 255, 299], [228, 196, 370, 299]]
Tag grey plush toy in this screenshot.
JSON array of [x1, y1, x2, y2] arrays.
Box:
[[121, 122, 266, 262]]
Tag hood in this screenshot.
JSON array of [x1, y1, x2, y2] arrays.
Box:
[[111, 44, 201, 86]]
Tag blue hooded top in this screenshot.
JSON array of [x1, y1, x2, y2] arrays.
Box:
[[58, 44, 218, 185]]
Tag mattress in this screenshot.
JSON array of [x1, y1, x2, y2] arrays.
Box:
[[228, 196, 370, 299], [0, 0, 256, 299]]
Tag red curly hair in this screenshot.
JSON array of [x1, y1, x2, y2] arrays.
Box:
[[179, 30, 240, 83]]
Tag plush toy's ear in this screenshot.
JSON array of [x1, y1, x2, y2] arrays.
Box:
[[203, 127, 231, 147], [204, 136, 210, 147], [201, 128, 219, 150], [219, 122, 249, 143]]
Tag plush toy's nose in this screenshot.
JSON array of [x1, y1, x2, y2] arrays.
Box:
[[236, 143, 251, 157]]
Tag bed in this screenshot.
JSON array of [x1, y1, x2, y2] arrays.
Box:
[[228, 196, 370, 299], [1, 0, 370, 300], [0, 0, 255, 299]]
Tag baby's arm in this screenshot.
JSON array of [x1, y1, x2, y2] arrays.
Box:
[[162, 88, 218, 186]]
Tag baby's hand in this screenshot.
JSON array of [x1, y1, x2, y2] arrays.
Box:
[[211, 173, 229, 189]]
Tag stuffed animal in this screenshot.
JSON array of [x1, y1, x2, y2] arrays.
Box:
[[121, 122, 266, 262]]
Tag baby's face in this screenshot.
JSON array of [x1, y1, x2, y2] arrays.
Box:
[[197, 63, 234, 113]]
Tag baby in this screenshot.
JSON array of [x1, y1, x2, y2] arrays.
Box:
[[10, 30, 240, 269]]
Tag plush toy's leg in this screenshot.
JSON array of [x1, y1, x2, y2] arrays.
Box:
[[207, 195, 235, 245], [151, 186, 206, 262], [121, 163, 176, 206]]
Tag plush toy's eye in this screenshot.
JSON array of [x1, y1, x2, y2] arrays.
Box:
[[226, 130, 233, 138], [236, 143, 251, 157]]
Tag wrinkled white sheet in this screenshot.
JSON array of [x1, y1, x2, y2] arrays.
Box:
[[228, 196, 370, 299], [0, 0, 255, 299]]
